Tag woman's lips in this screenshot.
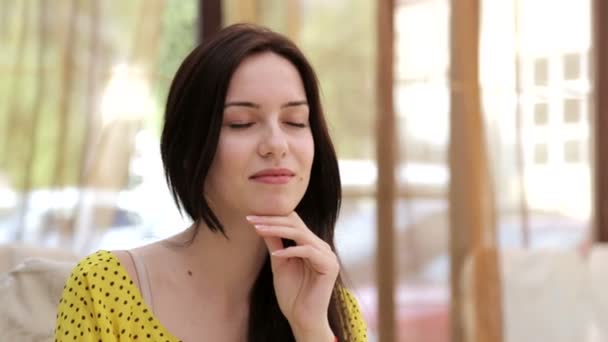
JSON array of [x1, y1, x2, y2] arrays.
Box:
[[250, 168, 295, 184], [250, 175, 294, 184]]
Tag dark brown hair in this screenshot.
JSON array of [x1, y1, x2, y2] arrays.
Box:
[[160, 23, 352, 341]]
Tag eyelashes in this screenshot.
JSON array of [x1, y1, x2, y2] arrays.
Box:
[[227, 122, 308, 129], [228, 123, 255, 129], [286, 122, 307, 128]]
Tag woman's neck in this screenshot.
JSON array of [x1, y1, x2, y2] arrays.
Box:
[[165, 217, 268, 308]]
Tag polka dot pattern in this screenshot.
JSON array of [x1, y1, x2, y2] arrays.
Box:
[[54, 250, 368, 341], [339, 288, 368, 341], [54, 250, 179, 342]]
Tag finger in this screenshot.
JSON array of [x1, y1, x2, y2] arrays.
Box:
[[248, 215, 331, 252], [272, 245, 339, 276], [255, 224, 331, 252], [254, 225, 321, 250]]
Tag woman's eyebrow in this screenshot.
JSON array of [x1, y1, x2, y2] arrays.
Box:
[[281, 100, 308, 108], [223, 100, 308, 109], [224, 101, 260, 109]]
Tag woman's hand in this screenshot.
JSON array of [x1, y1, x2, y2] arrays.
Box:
[[247, 213, 338, 341]]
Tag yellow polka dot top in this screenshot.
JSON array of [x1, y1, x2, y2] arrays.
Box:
[[54, 250, 367, 341]]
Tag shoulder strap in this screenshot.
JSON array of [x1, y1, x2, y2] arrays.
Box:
[[125, 249, 154, 312]]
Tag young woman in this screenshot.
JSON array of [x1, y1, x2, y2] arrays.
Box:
[[54, 24, 367, 341]]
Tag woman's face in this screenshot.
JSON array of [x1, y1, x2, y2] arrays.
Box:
[[204, 52, 314, 218]]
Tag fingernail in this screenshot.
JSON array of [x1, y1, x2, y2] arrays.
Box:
[[246, 216, 257, 221], [272, 250, 285, 256], [254, 225, 267, 230]]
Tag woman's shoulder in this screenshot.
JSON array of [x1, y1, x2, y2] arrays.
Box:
[[57, 250, 146, 324], [56, 250, 176, 341], [68, 250, 126, 281], [73, 250, 119, 269], [62, 250, 137, 299]]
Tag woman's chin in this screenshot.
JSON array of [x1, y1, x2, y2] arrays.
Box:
[[248, 201, 298, 216]]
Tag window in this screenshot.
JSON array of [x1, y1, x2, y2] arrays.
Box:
[[564, 140, 582, 163], [534, 102, 549, 126], [563, 98, 581, 124], [534, 143, 549, 164], [534, 58, 549, 86], [563, 53, 582, 81]]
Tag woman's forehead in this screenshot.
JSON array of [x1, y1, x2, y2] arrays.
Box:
[[225, 52, 306, 102]]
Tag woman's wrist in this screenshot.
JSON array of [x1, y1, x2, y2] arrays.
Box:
[[291, 321, 334, 342]]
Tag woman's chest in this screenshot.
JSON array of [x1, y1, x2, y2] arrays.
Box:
[[151, 289, 249, 342], [155, 306, 248, 342]]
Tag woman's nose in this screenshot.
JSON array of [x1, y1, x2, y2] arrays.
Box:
[[258, 124, 288, 159]]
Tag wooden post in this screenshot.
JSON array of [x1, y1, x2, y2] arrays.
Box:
[[594, 0, 608, 242], [198, 0, 222, 43], [376, 0, 396, 341], [449, 0, 502, 341]]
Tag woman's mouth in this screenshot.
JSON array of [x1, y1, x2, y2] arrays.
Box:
[[250, 168, 295, 184]]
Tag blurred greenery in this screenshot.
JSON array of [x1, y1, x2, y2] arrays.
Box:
[[150, 0, 197, 136], [299, 0, 376, 160], [0, 0, 374, 191], [0, 0, 197, 190]]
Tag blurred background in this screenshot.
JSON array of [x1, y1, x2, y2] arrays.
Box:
[[0, 0, 606, 342]]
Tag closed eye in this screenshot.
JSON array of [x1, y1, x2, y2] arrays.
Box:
[[286, 122, 308, 128], [228, 122, 255, 129]]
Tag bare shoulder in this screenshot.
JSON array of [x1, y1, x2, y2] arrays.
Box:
[[110, 242, 170, 291], [110, 250, 140, 290]]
